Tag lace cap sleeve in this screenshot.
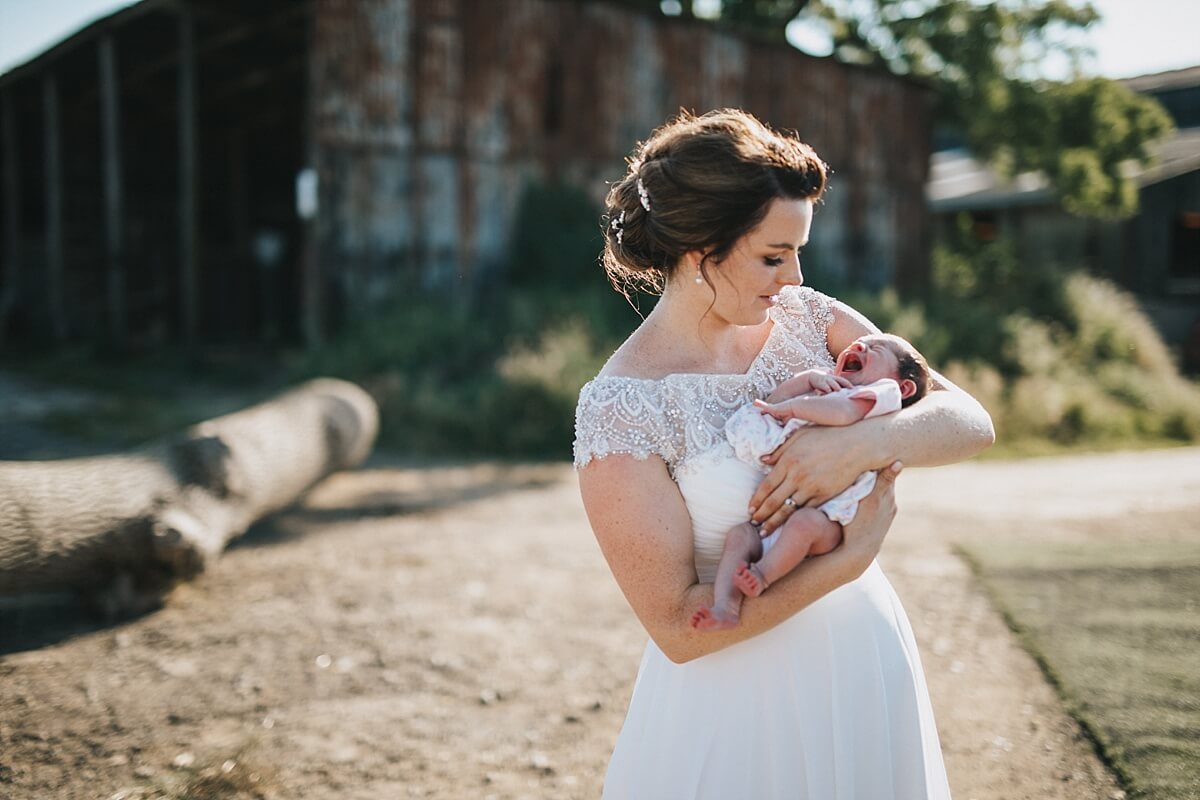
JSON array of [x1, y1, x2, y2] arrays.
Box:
[[783, 285, 835, 333], [573, 377, 677, 469]]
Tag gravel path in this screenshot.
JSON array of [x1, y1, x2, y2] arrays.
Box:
[[3, 448, 1198, 799]]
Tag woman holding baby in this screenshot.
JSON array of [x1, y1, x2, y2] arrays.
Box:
[[574, 109, 994, 798]]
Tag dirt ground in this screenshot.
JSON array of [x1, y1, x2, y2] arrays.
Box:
[[3, 446, 1199, 799]]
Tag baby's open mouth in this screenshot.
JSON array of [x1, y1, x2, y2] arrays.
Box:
[[842, 353, 863, 372]]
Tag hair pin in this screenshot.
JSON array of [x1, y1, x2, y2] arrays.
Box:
[[610, 210, 626, 244], [637, 178, 651, 212]]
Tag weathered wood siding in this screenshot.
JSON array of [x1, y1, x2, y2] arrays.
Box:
[[311, 0, 933, 304]]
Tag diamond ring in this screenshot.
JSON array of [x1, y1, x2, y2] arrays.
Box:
[[783, 498, 796, 507]]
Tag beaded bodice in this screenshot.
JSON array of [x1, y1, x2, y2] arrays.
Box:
[[573, 286, 837, 478]]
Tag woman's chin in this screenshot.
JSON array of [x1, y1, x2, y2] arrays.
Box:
[[741, 309, 770, 326]]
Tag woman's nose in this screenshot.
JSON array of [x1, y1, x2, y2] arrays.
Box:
[[780, 254, 802, 286]]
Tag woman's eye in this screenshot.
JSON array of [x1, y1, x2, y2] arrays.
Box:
[[764, 257, 784, 267]]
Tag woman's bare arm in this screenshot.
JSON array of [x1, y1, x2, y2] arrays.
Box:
[[578, 452, 900, 664], [749, 300, 995, 532]]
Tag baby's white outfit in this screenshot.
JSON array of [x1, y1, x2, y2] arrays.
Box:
[[724, 378, 902, 524]]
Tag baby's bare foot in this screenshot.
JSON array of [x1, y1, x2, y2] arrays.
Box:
[[690, 606, 739, 632], [733, 562, 768, 597]]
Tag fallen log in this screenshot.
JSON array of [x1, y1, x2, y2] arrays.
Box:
[[0, 378, 378, 616]]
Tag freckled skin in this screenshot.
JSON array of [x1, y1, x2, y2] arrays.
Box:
[[579, 199, 996, 664], [692, 336, 928, 632]]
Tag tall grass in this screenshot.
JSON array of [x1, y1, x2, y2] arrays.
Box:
[[288, 188, 1200, 458], [287, 283, 635, 458], [850, 231, 1200, 452], [960, 528, 1200, 800], [14, 183, 1196, 459]]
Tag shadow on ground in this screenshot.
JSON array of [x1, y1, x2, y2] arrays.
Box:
[[0, 458, 568, 656]]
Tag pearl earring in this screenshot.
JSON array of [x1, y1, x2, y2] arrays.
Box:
[[695, 268, 703, 285]]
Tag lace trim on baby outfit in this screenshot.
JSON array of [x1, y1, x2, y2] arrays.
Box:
[[573, 286, 837, 477]]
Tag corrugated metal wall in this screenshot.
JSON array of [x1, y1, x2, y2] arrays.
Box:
[[312, 0, 933, 306], [0, 0, 932, 348]]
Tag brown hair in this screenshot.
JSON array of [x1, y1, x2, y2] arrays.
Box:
[[879, 334, 932, 408], [601, 109, 828, 300]]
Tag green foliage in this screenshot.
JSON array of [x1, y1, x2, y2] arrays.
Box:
[[845, 233, 1200, 451], [287, 221, 1200, 458], [1014, 79, 1172, 218], [288, 284, 633, 458], [288, 180, 638, 458], [507, 180, 606, 288], [597, 0, 1176, 218], [805, 0, 1175, 218], [962, 530, 1200, 800]]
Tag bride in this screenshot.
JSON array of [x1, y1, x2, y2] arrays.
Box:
[[574, 109, 994, 799]]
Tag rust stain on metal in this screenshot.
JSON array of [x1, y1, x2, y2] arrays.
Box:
[[2, 0, 933, 345], [311, 0, 932, 299]]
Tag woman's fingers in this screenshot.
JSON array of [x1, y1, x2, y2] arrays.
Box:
[[841, 461, 902, 558], [751, 473, 817, 532], [759, 436, 792, 466], [748, 468, 780, 517]]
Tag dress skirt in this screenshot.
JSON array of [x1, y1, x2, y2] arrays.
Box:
[[602, 561, 951, 800]]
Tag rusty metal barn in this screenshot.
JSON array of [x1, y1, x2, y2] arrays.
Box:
[[0, 0, 932, 348]]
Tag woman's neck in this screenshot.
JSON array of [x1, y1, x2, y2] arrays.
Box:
[[642, 279, 757, 371]]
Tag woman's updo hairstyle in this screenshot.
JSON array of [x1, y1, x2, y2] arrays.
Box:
[[602, 108, 827, 298]]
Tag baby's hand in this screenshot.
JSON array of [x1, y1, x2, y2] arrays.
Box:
[[754, 398, 792, 422], [809, 372, 853, 395], [766, 370, 821, 403]]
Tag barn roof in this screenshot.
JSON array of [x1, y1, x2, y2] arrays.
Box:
[[0, 0, 168, 89], [928, 127, 1200, 213], [1121, 65, 1200, 94]]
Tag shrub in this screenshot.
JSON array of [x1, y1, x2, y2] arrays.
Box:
[[288, 213, 1200, 458], [892, 235, 1200, 452]]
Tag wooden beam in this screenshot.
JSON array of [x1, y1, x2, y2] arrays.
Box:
[[178, 3, 198, 346], [0, 0, 177, 92], [43, 74, 67, 342], [68, 4, 311, 110], [99, 36, 125, 347], [299, 8, 321, 348], [0, 92, 20, 344]]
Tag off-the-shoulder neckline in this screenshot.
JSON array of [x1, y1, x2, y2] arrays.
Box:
[[588, 286, 828, 385], [590, 318, 780, 385]]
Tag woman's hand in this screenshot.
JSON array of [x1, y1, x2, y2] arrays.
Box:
[[838, 461, 902, 567], [748, 423, 877, 532]]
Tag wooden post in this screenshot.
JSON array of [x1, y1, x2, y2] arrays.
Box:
[[299, 6, 321, 348], [178, 3, 199, 347], [0, 91, 20, 343], [43, 74, 67, 342], [99, 36, 125, 347]]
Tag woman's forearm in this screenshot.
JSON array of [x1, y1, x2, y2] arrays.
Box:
[[659, 545, 870, 663], [752, 383, 993, 530], [850, 382, 995, 471], [654, 463, 903, 663]]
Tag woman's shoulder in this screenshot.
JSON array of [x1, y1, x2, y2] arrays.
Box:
[[575, 337, 681, 470], [775, 285, 838, 329], [573, 375, 678, 470]]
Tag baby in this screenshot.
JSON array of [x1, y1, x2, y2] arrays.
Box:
[[691, 333, 931, 632]]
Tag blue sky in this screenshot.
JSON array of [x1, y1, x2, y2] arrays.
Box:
[[1, 0, 1197, 79]]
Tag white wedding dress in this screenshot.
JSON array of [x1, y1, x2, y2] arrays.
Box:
[[574, 286, 951, 799]]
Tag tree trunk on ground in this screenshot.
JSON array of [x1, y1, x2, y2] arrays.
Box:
[[0, 378, 378, 616]]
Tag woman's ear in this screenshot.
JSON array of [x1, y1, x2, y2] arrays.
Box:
[[899, 378, 917, 400], [683, 250, 709, 270]]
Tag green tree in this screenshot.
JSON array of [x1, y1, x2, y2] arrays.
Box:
[[806, 0, 1173, 218], [605, 0, 1175, 218]]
